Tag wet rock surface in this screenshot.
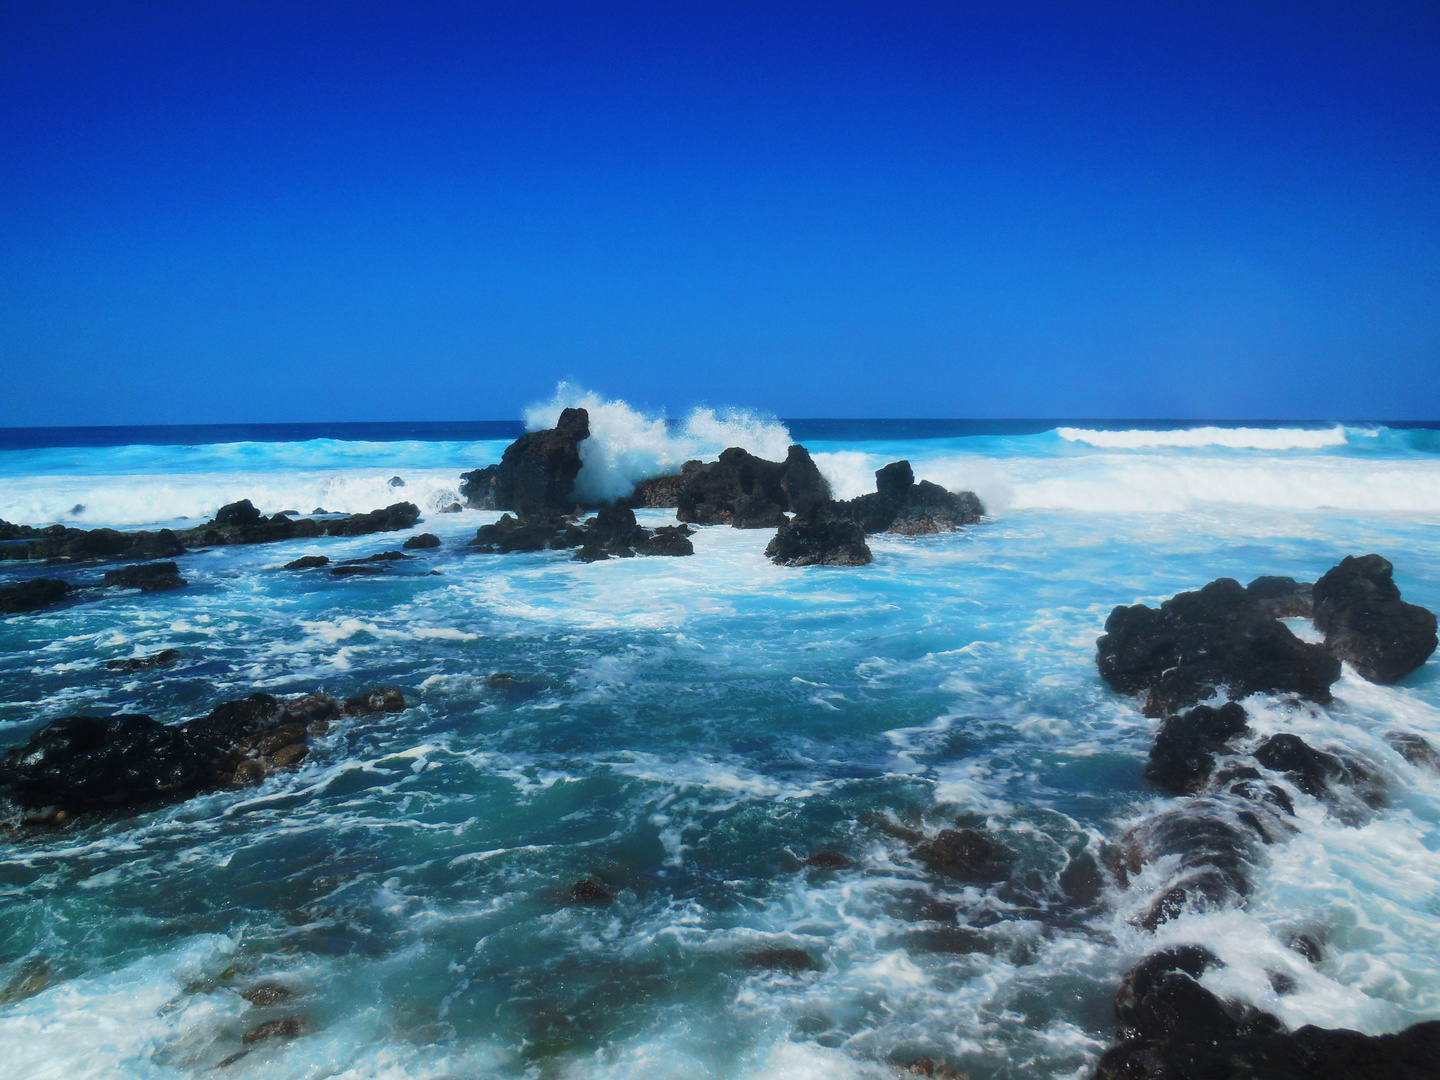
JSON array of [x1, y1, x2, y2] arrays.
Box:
[[911, 828, 1009, 882], [765, 517, 872, 567], [1097, 576, 1341, 717], [0, 577, 72, 614], [459, 407, 590, 515], [402, 532, 441, 549], [102, 560, 186, 591], [471, 508, 693, 560], [105, 648, 182, 672], [676, 445, 831, 526], [283, 554, 330, 570], [1145, 702, 1250, 795], [813, 460, 985, 536], [623, 460, 703, 508], [0, 519, 186, 563], [1094, 946, 1440, 1079], [1312, 554, 1437, 683], [0, 686, 397, 818]]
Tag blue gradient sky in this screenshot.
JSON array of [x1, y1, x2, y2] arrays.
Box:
[[2, 2, 1437, 424]]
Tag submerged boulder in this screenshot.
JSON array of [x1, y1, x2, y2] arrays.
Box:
[[459, 407, 590, 516], [911, 828, 1009, 882], [1312, 554, 1437, 683], [102, 561, 186, 592], [1097, 577, 1341, 717]]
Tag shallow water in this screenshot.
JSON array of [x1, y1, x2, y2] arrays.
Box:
[[1, 408, 1438, 1079]]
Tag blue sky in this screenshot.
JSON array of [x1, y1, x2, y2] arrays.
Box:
[[2, 1, 1437, 423]]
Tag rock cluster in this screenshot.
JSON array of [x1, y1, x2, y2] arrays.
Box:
[[0, 578, 71, 614], [459, 407, 590, 516], [472, 507, 694, 561], [674, 445, 832, 526], [0, 686, 405, 818], [1097, 576, 1341, 717]]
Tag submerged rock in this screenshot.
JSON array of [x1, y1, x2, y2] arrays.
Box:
[[911, 828, 1009, 882], [1096, 576, 1340, 716], [459, 407, 590, 516], [569, 879, 613, 906], [744, 946, 816, 972], [242, 1016, 305, 1044], [344, 686, 406, 716], [765, 518, 872, 567], [102, 561, 186, 592], [284, 555, 330, 570], [402, 532, 441, 550], [1145, 702, 1250, 795], [0, 578, 72, 614], [105, 648, 182, 672], [1312, 554, 1437, 683], [1253, 733, 1377, 803]]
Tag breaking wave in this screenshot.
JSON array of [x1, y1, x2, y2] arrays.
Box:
[[1058, 425, 1352, 450]]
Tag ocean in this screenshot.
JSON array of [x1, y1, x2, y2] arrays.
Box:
[[1, 400, 1438, 1079]]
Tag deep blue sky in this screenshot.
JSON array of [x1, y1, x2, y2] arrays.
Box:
[[2, 2, 1437, 423]]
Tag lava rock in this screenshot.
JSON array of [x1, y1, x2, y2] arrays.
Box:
[[102, 561, 186, 592], [402, 532, 441, 550], [623, 461, 704, 508], [1097, 576, 1341, 717], [1312, 554, 1438, 683], [105, 648, 182, 672], [344, 686, 406, 716], [0, 578, 71, 614], [804, 851, 854, 870], [676, 445, 831, 526], [214, 499, 263, 526], [1386, 731, 1440, 771], [471, 513, 565, 553], [330, 564, 384, 577], [387, 475, 405, 488], [1145, 702, 1250, 795], [911, 828, 1009, 882], [765, 518, 872, 567], [284, 555, 330, 569], [1247, 576, 1314, 619], [324, 502, 421, 537], [1253, 733, 1373, 801], [242, 1016, 305, 1044], [634, 524, 695, 556], [570, 879, 613, 905], [460, 407, 590, 517], [744, 947, 816, 972], [0, 714, 212, 810], [0, 520, 186, 564]]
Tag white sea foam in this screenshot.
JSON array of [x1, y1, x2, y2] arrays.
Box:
[[523, 382, 793, 503], [1058, 425, 1350, 450]]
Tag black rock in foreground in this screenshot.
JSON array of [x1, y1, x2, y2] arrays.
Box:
[[1093, 946, 1440, 1079], [1097, 577, 1340, 717], [1312, 554, 1437, 683], [1145, 702, 1250, 795], [765, 518, 872, 567], [0, 578, 72, 614]]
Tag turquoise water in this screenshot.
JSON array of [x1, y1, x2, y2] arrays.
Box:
[[1, 410, 1438, 1079]]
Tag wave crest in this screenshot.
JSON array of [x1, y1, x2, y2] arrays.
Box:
[[1058, 425, 1350, 450]]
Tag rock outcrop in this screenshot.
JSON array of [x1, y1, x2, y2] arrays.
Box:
[[1312, 554, 1437, 683], [676, 446, 832, 526], [0, 578, 72, 614], [102, 561, 186, 592], [1145, 703, 1250, 795], [820, 460, 985, 536], [459, 408, 590, 516], [1097, 576, 1341, 717], [623, 461, 704, 508], [0, 686, 405, 817], [471, 507, 694, 560], [764, 518, 872, 567], [1093, 946, 1440, 1079], [0, 520, 186, 564]]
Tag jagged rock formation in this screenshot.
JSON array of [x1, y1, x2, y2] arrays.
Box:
[[675, 445, 832, 526], [1312, 554, 1437, 683], [459, 407, 590, 516], [471, 506, 694, 560]]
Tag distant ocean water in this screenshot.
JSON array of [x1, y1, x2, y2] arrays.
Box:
[[0, 408, 1438, 1079]]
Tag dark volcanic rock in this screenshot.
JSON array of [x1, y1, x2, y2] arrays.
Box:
[[1312, 554, 1437, 683], [471, 513, 563, 553], [284, 555, 330, 570], [676, 445, 831, 526], [1253, 733, 1375, 802], [0, 520, 186, 564], [1094, 946, 1440, 1080], [330, 564, 384, 577], [804, 851, 854, 870], [744, 947, 816, 972], [808, 460, 984, 536], [0, 714, 212, 811], [1247, 576, 1314, 619], [570, 879, 613, 906], [214, 499, 263, 526], [1096, 576, 1341, 717], [106, 648, 182, 672], [460, 407, 590, 516], [765, 518, 872, 567], [103, 561, 186, 592], [472, 509, 693, 560], [911, 828, 1009, 882], [323, 502, 421, 537], [1387, 731, 1440, 771], [624, 461, 704, 508], [0, 578, 72, 614], [1145, 702, 1250, 795], [634, 524, 695, 557], [402, 532, 441, 550], [344, 686, 406, 716]]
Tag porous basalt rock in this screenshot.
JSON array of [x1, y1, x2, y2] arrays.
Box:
[[623, 461, 704, 508], [1096, 576, 1341, 717], [1246, 576, 1314, 619], [1312, 554, 1437, 684], [765, 518, 872, 567], [102, 561, 186, 592], [811, 460, 984, 536], [1145, 702, 1250, 795], [0, 578, 72, 614], [1253, 733, 1377, 804], [459, 408, 590, 516]]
